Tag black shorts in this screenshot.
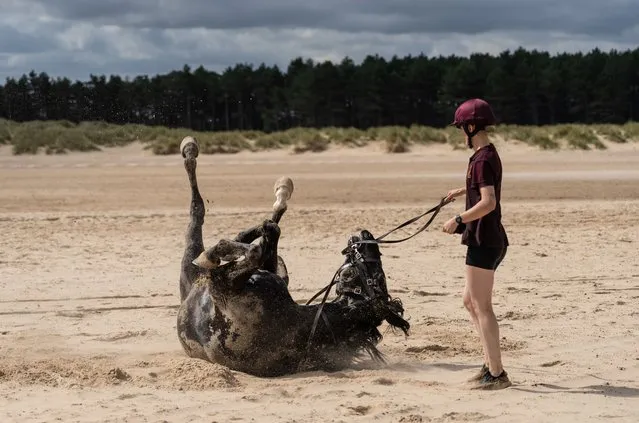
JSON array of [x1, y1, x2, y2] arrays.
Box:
[[465, 245, 507, 270]]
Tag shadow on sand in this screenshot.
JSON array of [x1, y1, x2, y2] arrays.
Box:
[[279, 359, 479, 381], [279, 360, 639, 398], [381, 361, 479, 373], [514, 383, 639, 398]]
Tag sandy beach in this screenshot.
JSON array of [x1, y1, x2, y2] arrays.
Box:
[[1, 139, 638, 423]]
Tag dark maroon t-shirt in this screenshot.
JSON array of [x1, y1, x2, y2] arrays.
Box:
[[461, 143, 509, 248]]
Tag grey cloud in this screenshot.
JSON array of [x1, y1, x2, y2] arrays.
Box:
[[24, 0, 639, 37], [0, 25, 306, 80], [3, 25, 636, 82], [0, 25, 57, 54], [33, 0, 149, 20], [33, 1, 334, 30], [1, 1, 638, 82]]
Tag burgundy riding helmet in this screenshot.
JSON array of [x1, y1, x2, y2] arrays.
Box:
[[450, 98, 497, 148]]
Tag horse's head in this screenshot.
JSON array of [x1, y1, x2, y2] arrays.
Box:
[[334, 228, 410, 336], [335, 229, 388, 303], [345, 229, 382, 263]]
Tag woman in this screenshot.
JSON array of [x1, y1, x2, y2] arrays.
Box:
[[441, 98, 511, 390]]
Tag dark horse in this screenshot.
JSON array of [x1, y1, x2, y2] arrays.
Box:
[[176, 136, 410, 377]]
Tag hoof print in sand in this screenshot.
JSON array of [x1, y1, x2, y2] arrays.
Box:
[[399, 415, 428, 423], [413, 290, 448, 297], [500, 311, 535, 320], [434, 412, 491, 422], [346, 405, 371, 415], [108, 368, 131, 383], [98, 330, 149, 342], [405, 345, 449, 353]]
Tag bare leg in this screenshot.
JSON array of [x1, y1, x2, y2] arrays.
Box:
[[466, 265, 505, 377], [179, 137, 206, 302], [463, 283, 489, 365]]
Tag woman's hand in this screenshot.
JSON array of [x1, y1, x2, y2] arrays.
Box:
[[442, 216, 459, 234], [444, 187, 466, 203]]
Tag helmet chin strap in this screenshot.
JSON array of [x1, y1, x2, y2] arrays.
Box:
[[462, 123, 481, 149]]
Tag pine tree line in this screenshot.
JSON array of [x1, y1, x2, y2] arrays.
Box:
[[1, 47, 638, 132]]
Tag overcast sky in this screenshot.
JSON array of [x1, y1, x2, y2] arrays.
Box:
[[1, 0, 638, 81]]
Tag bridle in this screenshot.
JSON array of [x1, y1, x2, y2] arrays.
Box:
[[301, 197, 452, 360]]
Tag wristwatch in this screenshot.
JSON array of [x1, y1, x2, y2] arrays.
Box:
[[455, 215, 463, 225]]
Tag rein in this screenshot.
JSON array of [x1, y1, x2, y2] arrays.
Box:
[[345, 196, 452, 248], [302, 265, 342, 357]]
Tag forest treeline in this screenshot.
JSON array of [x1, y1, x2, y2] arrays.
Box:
[[1, 47, 638, 133]]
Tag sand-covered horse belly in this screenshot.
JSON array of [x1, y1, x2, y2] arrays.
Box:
[[206, 296, 301, 375], [209, 295, 266, 351]]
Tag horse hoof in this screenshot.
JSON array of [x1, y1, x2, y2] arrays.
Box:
[[192, 251, 218, 269], [180, 136, 199, 159], [273, 177, 294, 212]]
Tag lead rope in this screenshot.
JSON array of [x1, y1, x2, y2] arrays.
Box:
[[350, 196, 451, 246]]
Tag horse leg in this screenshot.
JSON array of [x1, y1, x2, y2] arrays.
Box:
[[256, 220, 281, 274], [224, 220, 282, 290], [231, 177, 293, 285], [231, 221, 289, 286], [271, 177, 293, 284], [192, 238, 255, 268], [179, 136, 206, 302], [192, 236, 263, 291], [233, 176, 294, 243], [271, 176, 294, 224], [232, 226, 262, 244], [193, 219, 279, 269], [192, 220, 283, 291]]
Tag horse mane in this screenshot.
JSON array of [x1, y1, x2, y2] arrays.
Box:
[[383, 297, 411, 336]]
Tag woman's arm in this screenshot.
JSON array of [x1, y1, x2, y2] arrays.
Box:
[[445, 187, 467, 202], [459, 185, 496, 223]]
